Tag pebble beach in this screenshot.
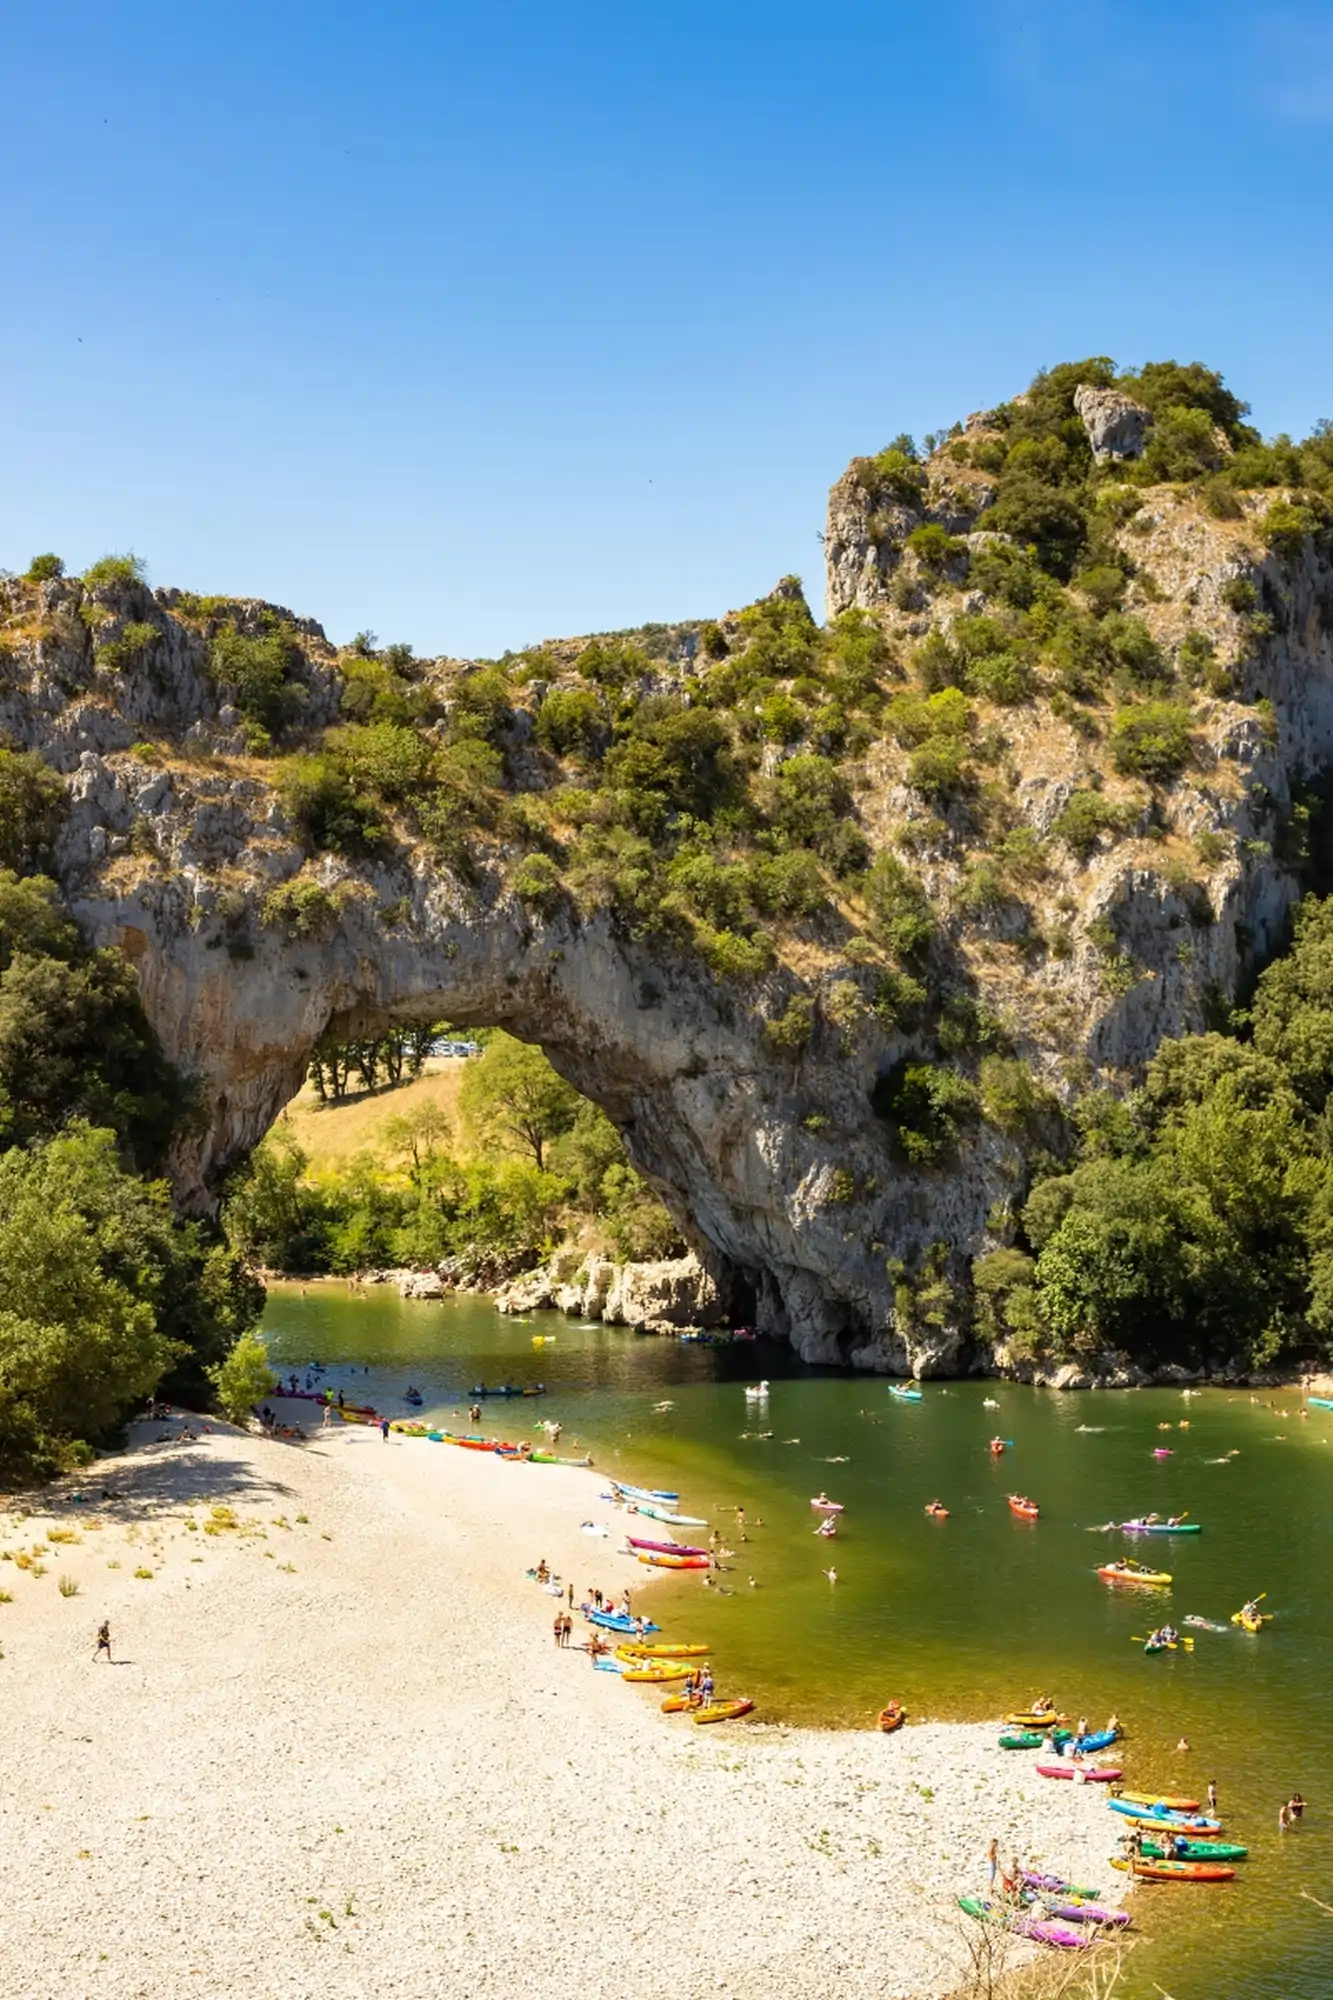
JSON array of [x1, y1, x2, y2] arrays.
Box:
[[0, 1405, 1128, 2000]]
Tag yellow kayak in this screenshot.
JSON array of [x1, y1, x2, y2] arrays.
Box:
[[693, 1698, 755, 1724], [621, 1661, 695, 1683], [1231, 1611, 1270, 1633], [1005, 1710, 1064, 1729], [616, 1641, 709, 1659]]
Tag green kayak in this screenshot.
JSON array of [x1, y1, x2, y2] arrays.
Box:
[[999, 1728, 1072, 1750], [1140, 1837, 1248, 1861]]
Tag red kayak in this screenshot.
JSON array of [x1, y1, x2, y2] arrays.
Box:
[[626, 1537, 708, 1557], [1036, 1762, 1122, 1783], [1008, 1495, 1039, 1519]]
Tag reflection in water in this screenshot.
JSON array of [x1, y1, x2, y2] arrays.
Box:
[[263, 1282, 1332, 2000]]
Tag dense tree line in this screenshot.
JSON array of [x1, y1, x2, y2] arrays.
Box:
[[975, 895, 1333, 1374], [224, 1032, 682, 1277]]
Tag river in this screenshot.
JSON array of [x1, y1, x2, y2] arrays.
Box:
[[262, 1280, 1331, 1998]]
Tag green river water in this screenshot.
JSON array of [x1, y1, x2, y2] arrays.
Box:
[[262, 1281, 1332, 1998]]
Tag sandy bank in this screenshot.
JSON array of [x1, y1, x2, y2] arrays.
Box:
[[0, 1410, 1128, 2000]]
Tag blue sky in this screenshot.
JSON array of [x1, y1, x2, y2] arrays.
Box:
[[4, 1, 1333, 656]]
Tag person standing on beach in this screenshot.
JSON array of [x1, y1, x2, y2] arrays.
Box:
[[380, 1418, 390, 1441], [1208, 1779, 1218, 1814], [553, 1612, 563, 1649], [562, 1612, 572, 1647], [566, 1582, 573, 1609], [987, 1839, 999, 1892], [93, 1620, 112, 1663]]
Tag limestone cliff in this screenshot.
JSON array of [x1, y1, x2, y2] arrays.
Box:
[[6, 368, 1333, 1371]]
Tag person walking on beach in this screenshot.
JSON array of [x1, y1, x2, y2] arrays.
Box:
[[93, 1620, 112, 1663], [380, 1417, 390, 1441], [321, 1404, 332, 1429]]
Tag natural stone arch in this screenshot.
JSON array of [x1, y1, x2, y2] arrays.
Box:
[[70, 859, 992, 1372]]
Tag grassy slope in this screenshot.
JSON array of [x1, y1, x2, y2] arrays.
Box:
[[276, 1057, 472, 1175]]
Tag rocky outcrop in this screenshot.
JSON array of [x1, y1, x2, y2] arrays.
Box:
[[1073, 385, 1152, 462], [495, 1251, 725, 1329]]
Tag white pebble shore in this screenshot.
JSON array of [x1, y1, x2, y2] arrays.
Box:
[[0, 1406, 1129, 1999]]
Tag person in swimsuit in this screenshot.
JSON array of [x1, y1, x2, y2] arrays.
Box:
[[94, 1620, 112, 1663]]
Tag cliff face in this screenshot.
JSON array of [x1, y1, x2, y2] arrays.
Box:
[[6, 387, 1333, 1372]]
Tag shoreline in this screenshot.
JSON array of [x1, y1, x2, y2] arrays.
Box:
[[0, 1404, 1129, 2000]]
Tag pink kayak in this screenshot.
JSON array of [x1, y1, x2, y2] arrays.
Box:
[[1015, 1916, 1089, 1949], [625, 1536, 707, 1556], [810, 1498, 845, 1512], [1036, 1762, 1122, 1783]]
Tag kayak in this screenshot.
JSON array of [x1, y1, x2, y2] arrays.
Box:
[[1117, 1791, 1201, 1811], [1110, 1857, 1235, 1882], [878, 1703, 906, 1732], [1307, 1396, 1333, 1410], [1023, 1871, 1101, 1900], [1036, 1763, 1122, 1783], [1006, 1710, 1065, 1728], [810, 1498, 845, 1512], [625, 1537, 707, 1556], [989, 1441, 1006, 1455], [1000, 1731, 1071, 1750], [1140, 1837, 1247, 1861], [621, 1661, 695, 1682], [1108, 1802, 1223, 1833], [1231, 1610, 1270, 1632], [627, 1504, 708, 1527], [1099, 1562, 1172, 1587], [1072, 1727, 1119, 1754], [693, 1699, 754, 1724], [588, 1611, 660, 1635], [956, 1898, 1087, 1950], [889, 1384, 923, 1402], [1046, 1901, 1132, 1929], [1007, 1495, 1039, 1518], [637, 1553, 710, 1570], [924, 1504, 950, 1518], [1144, 1635, 1192, 1653], [611, 1482, 680, 1503], [1123, 1520, 1201, 1534], [616, 1642, 709, 1659]]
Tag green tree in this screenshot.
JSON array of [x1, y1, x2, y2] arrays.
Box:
[[458, 1033, 581, 1169], [0, 751, 66, 874], [208, 1332, 277, 1424]]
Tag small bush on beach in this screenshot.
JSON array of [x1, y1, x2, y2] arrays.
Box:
[[57, 1574, 79, 1596]]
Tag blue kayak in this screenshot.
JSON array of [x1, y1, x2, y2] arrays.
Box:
[[889, 1385, 923, 1402], [1070, 1727, 1119, 1755], [611, 1482, 681, 1503], [1309, 1396, 1333, 1411], [1106, 1798, 1221, 1831], [588, 1610, 661, 1635]]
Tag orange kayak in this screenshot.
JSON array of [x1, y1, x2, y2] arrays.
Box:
[[637, 1552, 709, 1570], [1111, 1857, 1234, 1882], [879, 1703, 906, 1732], [1008, 1495, 1039, 1518]]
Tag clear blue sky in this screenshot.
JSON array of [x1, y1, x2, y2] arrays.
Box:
[[4, 1, 1332, 657]]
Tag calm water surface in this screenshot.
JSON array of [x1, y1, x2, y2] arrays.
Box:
[[263, 1282, 1332, 1999]]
